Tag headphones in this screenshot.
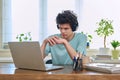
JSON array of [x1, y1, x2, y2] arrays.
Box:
[[56, 10, 79, 31]]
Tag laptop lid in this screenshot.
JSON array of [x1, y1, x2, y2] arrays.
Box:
[[8, 41, 63, 71]]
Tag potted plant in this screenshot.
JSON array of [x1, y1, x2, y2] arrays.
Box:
[[95, 19, 114, 54], [111, 40, 120, 59], [86, 33, 93, 49], [81, 32, 93, 48], [16, 32, 32, 42]]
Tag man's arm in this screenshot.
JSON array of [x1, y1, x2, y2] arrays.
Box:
[[40, 40, 47, 59], [63, 40, 79, 59], [52, 36, 81, 59], [40, 36, 58, 59]]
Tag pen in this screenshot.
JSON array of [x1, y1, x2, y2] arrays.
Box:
[[73, 56, 77, 62], [73, 56, 77, 70], [77, 52, 83, 71], [75, 56, 79, 70]]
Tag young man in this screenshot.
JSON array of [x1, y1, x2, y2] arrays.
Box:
[[41, 10, 87, 65]]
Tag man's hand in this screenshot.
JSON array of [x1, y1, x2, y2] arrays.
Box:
[[52, 36, 65, 44], [45, 36, 66, 46]]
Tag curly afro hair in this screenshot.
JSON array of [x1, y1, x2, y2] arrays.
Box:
[[56, 10, 78, 31]]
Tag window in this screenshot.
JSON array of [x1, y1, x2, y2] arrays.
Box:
[[47, 0, 76, 35], [47, 0, 120, 49], [1, 0, 77, 49], [11, 0, 40, 41], [79, 0, 120, 49], [2, 0, 40, 49], [1, 0, 120, 49]]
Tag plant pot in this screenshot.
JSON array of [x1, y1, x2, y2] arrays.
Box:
[[112, 50, 119, 59], [86, 42, 90, 49], [99, 48, 110, 55]]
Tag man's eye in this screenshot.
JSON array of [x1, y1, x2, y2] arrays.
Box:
[[65, 28, 69, 30], [60, 28, 69, 30]]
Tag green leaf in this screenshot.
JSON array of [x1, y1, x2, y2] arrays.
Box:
[[111, 40, 120, 50], [20, 34, 24, 36], [95, 18, 114, 48], [24, 36, 28, 40]]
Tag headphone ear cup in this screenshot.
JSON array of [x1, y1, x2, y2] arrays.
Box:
[[57, 25, 59, 29], [75, 21, 78, 31], [73, 21, 78, 31]]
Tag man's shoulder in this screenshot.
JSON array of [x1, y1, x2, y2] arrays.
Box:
[[75, 32, 87, 38]]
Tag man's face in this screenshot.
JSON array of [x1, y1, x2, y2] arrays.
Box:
[[58, 23, 73, 39]]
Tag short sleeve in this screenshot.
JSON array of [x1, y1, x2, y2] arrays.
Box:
[[76, 34, 87, 55]]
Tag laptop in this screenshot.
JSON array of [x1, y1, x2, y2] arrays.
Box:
[[8, 41, 63, 71]]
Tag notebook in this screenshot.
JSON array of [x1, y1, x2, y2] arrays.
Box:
[[85, 63, 120, 73], [8, 41, 63, 71]]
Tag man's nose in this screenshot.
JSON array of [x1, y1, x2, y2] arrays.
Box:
[[61, 29, 65, 33]]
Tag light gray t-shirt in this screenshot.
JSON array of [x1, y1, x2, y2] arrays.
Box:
[[45, 33, 87, 65]]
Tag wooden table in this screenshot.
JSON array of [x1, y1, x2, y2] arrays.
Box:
[[0, 63, 120, 80]]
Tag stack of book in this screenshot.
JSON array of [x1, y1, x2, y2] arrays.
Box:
[[95, 54, 111, 60], [92, 54, 120, 64], [85, 63, 120, 73]]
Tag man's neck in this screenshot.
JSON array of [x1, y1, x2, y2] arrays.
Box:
[[67, 33, 75, 41]]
